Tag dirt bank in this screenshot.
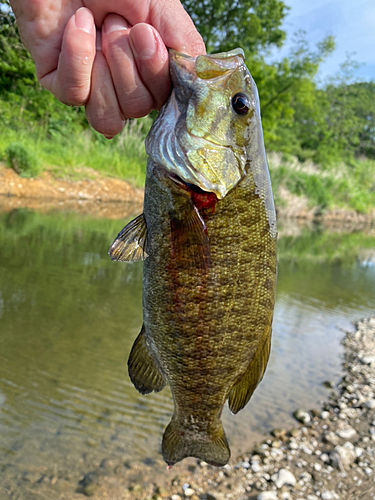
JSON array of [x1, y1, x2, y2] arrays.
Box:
[[0, 165, 143, 219], [1, 165, 374, 226]]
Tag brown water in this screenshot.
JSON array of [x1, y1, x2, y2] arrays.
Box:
[[0, 209, 374, 497]]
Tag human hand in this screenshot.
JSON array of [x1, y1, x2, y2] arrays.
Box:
[[10, 1, 205, 137]]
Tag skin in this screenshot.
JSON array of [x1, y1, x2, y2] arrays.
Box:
[[9, 0, 206, 137]]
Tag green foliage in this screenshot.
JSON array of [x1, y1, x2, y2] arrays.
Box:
[[269, 154, 375, 214], [0, 0, 375, 201], [5, 142, 40, 177], [182, 0, 288, 54]]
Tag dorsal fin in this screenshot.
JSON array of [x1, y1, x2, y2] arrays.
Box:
[[109, 213, 148, 262]]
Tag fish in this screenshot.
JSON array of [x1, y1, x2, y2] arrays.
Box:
[[109, 48, 277, 467]]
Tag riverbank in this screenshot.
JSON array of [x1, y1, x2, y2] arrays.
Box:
[[3, 318, 374, 500], [1, 163, 374, 225]]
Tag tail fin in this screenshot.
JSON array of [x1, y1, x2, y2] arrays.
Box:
[[162, 419, 230, 467]]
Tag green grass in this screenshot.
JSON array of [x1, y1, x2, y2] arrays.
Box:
[[0, 117, 151, 186], [1, 117, 375, 215], [268, 152, 375, 214]]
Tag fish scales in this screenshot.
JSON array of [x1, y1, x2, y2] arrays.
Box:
[[109, 48, 277, 467]]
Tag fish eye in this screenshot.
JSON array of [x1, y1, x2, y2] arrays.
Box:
[[231, 93, 250, 115]]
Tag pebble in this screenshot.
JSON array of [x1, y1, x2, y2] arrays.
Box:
[[271, 468, 296, 488], [172, 496, 182, 500], [361, 356, 375, 365], [184, 488, 195, 497], [251, 461, 263, 473], [331, 442, 356, 470], [321, 491, 340, 500], [336, 427, 356, 439], [365, 399, 375, 409], [257, 492, 278, 500], [293, 409, 311, 424]]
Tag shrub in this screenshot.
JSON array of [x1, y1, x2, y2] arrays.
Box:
[[5, 142, 40, 177]]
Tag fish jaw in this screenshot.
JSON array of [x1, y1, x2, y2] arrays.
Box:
[[146, 49, 262, 200]]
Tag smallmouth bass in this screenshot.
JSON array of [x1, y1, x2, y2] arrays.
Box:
[[109, 49, 277, 467]]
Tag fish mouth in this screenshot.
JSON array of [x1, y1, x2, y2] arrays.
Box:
[[168, 172, 218, 211]]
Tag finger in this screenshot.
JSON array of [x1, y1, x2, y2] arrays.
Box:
[[129, 23, 171, 110], [85, 31, 125, 138], [40, 8, 96, 106], [85, 0, 206, 55], [102, 14, 155, 119]]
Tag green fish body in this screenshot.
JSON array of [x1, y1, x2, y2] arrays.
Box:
[[109, 49, 277, 467]]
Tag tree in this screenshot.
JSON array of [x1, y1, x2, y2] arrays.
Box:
[[181, 0, 289, 55]]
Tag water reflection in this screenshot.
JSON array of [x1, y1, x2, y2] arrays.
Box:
[[0, 210, 374, 479]]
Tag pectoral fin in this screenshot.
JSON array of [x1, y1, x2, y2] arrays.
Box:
[[109, 213, 148, 262], [128, 325, 166, 395], [228, 334, 271, 414], [170, 203, 211, 269]]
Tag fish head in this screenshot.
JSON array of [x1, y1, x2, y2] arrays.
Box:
[[146, 49, 266, 199]]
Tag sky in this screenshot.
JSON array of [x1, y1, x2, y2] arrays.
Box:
[[270, 0, 375, 83]]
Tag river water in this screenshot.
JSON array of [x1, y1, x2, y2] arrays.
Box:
[[0, 209, 374, 495]]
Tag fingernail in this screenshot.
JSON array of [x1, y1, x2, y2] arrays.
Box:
[[130, 24, 157, 59], [103, 14, 130, 34], [75, 8, 94, 34]]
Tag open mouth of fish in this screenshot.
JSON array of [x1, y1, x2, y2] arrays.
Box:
[[169, 173, 219, 211]]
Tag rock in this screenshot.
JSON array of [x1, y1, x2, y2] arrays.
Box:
[[293, 409, 311, 424], [77, 471, 100, 497], [129, 484, 144, 495], [80, 483, 99, 497], [361, 356, 375, 365], [171, 496, 182, 500], [257, 492, 278, 500], [155, 486, 169, 497], [321, 411, 330, 419], [251, 461, 263, 473], [184, 488, 195, 497], [323, 380, 335, 389], [324, 432, 340, 446], [271, 428, 287, 440], [280, 492, 292, 500], [365, 399, 375, 409], [203, 495, 216, 500], [321, 491, 340, 500], [271, 468, 296, 488], [330, 443, 356, 470], [289, 440, 298, 450], [336, 427, 356, 439]]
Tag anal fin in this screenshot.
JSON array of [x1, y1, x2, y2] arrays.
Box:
[[228, 334, 271, 414], [109, 213, 148, 262], [128, 325, 166, 395]]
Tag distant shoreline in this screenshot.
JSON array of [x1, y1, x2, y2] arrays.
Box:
[[1, 164, 374, 228]]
